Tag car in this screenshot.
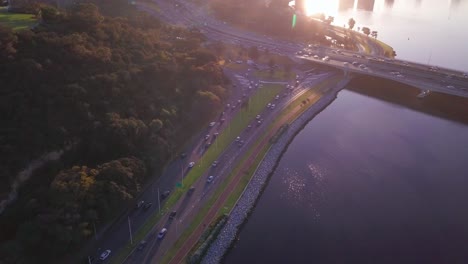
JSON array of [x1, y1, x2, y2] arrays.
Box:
[[267, 103, 271, 108], [157, 228, 168, 239], [207, 176, 214, 183], [322, 56, 330, 61], [136, 200, 145, 209], [213, 132, 219, 139], [343, 62, 349, 66], [188, 162, 195, 168], [396, 74, 404, 78], [235, 136, 241, 142], [271, 104, 276, 109], [137, 240, 147, 251], [212, 160, 218, 167], [257, 120, 262, 126], [180, 152, 187, 159], [188, 186, 195, 194], [169, 211, 177, 220], [161, 190, 170, 200], [313, 55, 319, 59], [256, 115, 261, 120], [446, 85, 455, 89], [143, 202, 153, 210], [99, 250, 111, 261], [209, 122, 216, 127], [275, 95, 280, 100], [204, 134, 210, 141]]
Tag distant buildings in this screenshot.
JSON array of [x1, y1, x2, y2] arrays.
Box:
[[357, 0, 375, 11]]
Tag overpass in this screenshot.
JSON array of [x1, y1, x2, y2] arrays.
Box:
[[297, 46, 468, 98]]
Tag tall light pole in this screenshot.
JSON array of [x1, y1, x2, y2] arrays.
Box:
[[127, 216, 133, 245], [157, 188, 161, 213], [93, 222, 97, 241]]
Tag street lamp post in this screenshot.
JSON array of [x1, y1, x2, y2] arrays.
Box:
[[127, 216, 133, 245]]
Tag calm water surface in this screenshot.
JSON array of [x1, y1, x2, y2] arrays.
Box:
[[301, 0, 468, 71], [224, 89, 468, 263]]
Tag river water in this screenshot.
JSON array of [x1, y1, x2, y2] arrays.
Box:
[[298, 0, 468, 72], [224, 87, 468, 263], [223, 1, 468, 263]]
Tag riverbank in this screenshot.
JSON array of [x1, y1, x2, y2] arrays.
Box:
[[348, 76, 468, 125], [200, 78, 350, 264]]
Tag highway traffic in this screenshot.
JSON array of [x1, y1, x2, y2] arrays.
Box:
[[84, 0, 468, 263]]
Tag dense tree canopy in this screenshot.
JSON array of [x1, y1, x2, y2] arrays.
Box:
[[0, 2, 227, 263]]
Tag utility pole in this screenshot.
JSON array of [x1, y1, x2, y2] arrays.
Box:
[[157, 188, 161, 213], [127, 216, 133, 245], [93, 222, 97, 241]]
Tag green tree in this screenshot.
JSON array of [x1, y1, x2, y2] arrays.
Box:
[[362, 27, 371, 37], [348, 18, 356, 30]]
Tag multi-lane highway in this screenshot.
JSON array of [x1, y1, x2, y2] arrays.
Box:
[[83, 0, 468, 263]]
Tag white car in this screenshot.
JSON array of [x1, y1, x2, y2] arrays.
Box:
[[343, 62, 349, 66], [209, 122, 216, 127], [157, 228, 167, 239], [100, 250, 111, 261], [207, 175, 214, 183], [188, 162, 195, 168], [256, 115, 261, 120]]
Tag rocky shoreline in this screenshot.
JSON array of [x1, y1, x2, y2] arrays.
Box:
[[200, 79, 350, 264]]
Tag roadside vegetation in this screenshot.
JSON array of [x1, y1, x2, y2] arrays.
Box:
[[111, 83, 283, 264], [0, 1, 228, 263]]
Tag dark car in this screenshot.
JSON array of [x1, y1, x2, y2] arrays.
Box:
[[180, 152, 187, 159], [188, 187, 195, 195], [136, 200, 145, 209], [161, 190, 170, 200], [143, 203, 152, 210], [169, 211, 177, 220], [137, 240, 147, 251]]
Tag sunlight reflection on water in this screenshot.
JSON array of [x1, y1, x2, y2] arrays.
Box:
[[280, 163, 327, 218]]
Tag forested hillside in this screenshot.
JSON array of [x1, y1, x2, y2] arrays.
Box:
[[0, 2, 227, 262]]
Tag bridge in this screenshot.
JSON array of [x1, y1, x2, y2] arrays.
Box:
[[297, 46, 468, 98]]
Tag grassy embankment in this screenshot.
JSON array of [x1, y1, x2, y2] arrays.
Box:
[[161, 75, 345, 263], [110, 83, 283, 264], [0, 7, 37, 30]]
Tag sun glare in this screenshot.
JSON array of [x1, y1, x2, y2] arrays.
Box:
[[303, 0, 339, 17]]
